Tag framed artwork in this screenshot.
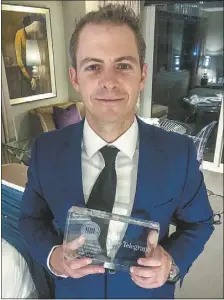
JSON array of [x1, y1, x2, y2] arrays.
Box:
[[2, 4, 56, 105]]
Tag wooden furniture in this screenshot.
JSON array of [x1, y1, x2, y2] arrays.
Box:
[[2, 163, 28, 188]]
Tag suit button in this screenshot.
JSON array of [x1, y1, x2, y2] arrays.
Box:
[[109, 269, 116, 274]]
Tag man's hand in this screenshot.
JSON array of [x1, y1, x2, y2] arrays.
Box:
[[130, 232, 172, 289], [49, 236, 105, 278], [31, 77, 37, 91]]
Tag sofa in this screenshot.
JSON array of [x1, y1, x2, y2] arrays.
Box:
[[29, 101, 85, 136]]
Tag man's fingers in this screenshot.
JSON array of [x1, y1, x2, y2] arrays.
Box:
[[131, 274, 158, 288], [64, 257, 92, 270], [130, 266, 161, 278], [147, 230, 159, 247], [145, 231, 159, 258], [65, 235, 86, 251], [63, 262, 105, 278], [137, 257, 162, 267], [61, 237, 106, 279], [74, 265, 105, 278], [147, 230, 159, 246], [62, 236, 86, 260]]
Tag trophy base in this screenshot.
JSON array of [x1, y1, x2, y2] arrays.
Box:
[[80, 253, 139, 272]]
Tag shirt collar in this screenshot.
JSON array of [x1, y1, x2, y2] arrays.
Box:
[[83, 117, 138, 160]]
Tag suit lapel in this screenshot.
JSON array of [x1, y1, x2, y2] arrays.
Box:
[[57, 120, 86, 223], [131, 118, 168, 220], [122, 119, 169, 248]]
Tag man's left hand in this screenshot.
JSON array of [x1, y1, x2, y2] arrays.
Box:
[[130, 245, 172, 289]]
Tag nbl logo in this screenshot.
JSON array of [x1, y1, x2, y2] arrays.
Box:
[[85, 226, 95, 234], [81, 221, 101, 240]]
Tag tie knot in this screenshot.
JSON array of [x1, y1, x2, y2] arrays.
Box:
[[100, 146, 119, 166]]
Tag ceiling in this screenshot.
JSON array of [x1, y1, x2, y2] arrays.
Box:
[[200, 1, 224, 12]]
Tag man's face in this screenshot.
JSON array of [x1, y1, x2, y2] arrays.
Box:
[[70, 23, 147, 123]]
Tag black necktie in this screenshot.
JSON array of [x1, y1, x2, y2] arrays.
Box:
[[87, 146, 119, 252]]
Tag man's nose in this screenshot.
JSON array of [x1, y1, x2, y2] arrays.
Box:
[[99, 69, 119, 91]]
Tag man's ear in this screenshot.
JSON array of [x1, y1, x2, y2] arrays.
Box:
[[69, 67, 80, 92], [140, 63, 148, 91]]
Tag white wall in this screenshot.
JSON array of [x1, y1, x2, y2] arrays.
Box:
[[62, 0, 86, 102], [62, 1, 101, 101], [85, 1, 100, 13], [2, 0, 69, 139]]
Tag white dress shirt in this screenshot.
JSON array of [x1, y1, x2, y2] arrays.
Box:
[[47, 117, 139, 275]]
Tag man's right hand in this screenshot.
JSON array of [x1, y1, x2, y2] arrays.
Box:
[[49, 236, 105, 278], [31, 77, 37, 91]]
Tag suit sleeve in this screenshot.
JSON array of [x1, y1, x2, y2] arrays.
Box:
[[19, 137, 62, 272], [160, 138, 214, 285]]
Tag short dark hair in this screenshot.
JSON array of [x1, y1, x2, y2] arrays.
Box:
[[69, 4, 146, 70], [22, 14, 46, 28], [22, 15, 31, 27], [30, 14, 46, 25]]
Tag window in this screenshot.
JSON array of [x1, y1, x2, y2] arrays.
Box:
[[150, 1, 223, 164]]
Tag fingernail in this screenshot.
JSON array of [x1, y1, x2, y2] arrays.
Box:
[[138, 259, 142, 264], [86, 259, 92, 264], [130, 267, 134, 273], [78, 236, 85, 243], [99, 269, 105, 273]]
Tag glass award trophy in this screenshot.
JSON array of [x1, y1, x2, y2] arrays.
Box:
[[63, 206, 160, 272]]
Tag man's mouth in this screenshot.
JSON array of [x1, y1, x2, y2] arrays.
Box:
[[95, 98, 124, 102]]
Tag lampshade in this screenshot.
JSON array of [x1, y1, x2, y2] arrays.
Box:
[[26, 40, 41, 66], [204, 56, 210, 68]]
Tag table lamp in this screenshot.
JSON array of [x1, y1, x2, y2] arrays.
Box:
[[26, 39, 41, 80]]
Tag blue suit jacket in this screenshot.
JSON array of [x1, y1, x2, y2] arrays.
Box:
[[19, 118, 214, 299]]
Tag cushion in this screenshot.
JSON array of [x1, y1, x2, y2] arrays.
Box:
[[35, 102, 75, 114], [38, 112, 56, 132], [53, 104, 81, 129]]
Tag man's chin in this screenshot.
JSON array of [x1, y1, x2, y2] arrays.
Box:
[[92, 111, 124, 123], [99, 114, 123, 123]]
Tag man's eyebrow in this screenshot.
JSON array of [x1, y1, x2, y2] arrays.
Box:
[[79, 57, 104, 68], [115, 56, 138, 64], [79, 56, 138, 67]]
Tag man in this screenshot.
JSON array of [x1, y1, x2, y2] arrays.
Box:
[[15, 14, 50, 95], [19, 4, 214, 299]]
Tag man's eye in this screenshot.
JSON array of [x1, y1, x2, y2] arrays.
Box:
[[85, 65, 100, 71], [117, 63, 131, 70]]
